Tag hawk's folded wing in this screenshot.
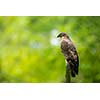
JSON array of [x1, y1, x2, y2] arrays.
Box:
[[61, 40, 79, 77]]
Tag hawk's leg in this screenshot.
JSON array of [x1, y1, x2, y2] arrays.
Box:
[[65, 63, 71, 83]]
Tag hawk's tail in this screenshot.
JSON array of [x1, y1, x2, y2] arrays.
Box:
[[71, 70, 76, 77]]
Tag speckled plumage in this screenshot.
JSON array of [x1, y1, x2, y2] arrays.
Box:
[[57, 32, 79, 77]]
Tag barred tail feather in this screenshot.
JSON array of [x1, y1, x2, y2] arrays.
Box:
[[71, 70, 76, 77]]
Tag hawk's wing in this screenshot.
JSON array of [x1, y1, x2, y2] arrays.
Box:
[[61, 40, 79, 77]]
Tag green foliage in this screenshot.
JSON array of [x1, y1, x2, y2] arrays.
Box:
[[0, 16, 99, 82]]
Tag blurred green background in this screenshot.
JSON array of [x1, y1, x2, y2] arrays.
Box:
[[0, 16, 99, 83]]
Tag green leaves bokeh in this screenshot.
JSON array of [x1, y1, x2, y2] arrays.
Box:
[[0, 16, 99, 82]]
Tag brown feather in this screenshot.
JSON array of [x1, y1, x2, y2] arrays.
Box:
[[61, 38, 79, 77]]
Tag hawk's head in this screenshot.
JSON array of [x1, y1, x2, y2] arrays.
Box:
[[57, 32, 69, 38]]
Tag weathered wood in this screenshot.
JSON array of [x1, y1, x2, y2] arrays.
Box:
[[65, 64, 71, 83]]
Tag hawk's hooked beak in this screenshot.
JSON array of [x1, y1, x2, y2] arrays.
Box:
[[57, 34, 60, 38]]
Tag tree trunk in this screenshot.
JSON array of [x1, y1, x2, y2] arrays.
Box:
[[65, 64, 71, 83]]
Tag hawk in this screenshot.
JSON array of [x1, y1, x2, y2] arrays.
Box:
[[57, 32, 79, 77]]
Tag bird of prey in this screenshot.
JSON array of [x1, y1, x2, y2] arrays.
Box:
[[57, 32, 79, 77]]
